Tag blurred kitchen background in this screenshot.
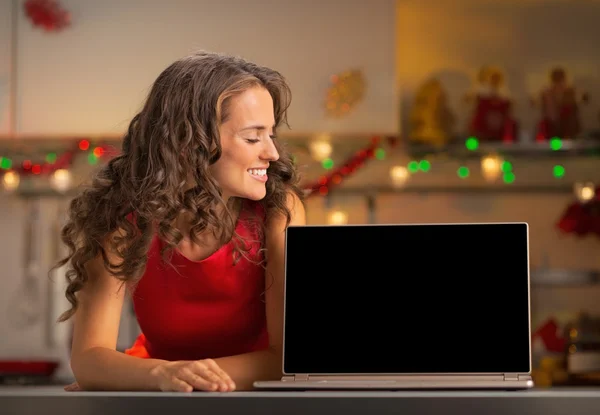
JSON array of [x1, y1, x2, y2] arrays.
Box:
[[1, 0, 600, 388]]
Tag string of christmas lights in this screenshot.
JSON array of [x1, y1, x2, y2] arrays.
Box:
[[0, 136, 597, 204], [304, 136, 398, 197], [0, 137, 396, 196], [0, 139, 117, 176]]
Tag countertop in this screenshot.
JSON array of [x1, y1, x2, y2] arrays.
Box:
[[1, 386, 600, 415]]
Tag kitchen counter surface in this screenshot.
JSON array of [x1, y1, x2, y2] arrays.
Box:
[[1, 386, 600, 415]]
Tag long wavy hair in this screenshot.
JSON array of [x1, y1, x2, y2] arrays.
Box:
[[54, 51, 304, 322]]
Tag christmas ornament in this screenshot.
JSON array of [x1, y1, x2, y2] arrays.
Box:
[[532, 66, 589, 141], [409, 78, 455, 147], [324, 69, 366, 118], [556, 186, 600, 238], [464, 65, 518, 142], [532, 318, 565, 353], [24, 0, 71, 32]]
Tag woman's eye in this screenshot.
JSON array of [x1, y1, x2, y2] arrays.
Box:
[[246, 138, 260, 144]]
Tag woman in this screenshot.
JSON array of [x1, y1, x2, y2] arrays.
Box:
[[54, 50, 306, 392]]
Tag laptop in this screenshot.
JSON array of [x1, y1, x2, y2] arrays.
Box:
[[254, 222, 534, 390]]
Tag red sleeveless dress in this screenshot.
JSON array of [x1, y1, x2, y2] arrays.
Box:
[[124, 200, 269, 361]]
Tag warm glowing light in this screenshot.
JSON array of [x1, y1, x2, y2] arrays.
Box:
[[480, 154, 503, 182], [2, 171, 20, 192], [50, 169, 72, 193], [309, 139, 333, 161], [390, 165, 409, 187], [328, 210, 348, 225], [574, 182, 596, 203]]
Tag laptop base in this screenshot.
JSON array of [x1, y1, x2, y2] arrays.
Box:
[[253, 378, 534, 391]]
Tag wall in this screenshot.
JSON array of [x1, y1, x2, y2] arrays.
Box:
[[5, 0, 396, 137], [0, 188, 597, 374], [0, 0, 12, 134], [0, 196, 138, 379], [0, 0, 599, 374], [324, 0, 600, 334], [305, 190, 600, 331], [396, 0, 600, 138], [390, 0, 600, 278], [0, 197, 68, 373], [306, 191, 600, 270], [0, 0, 396, 378]]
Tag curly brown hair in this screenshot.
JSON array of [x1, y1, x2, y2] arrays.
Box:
[[54, 50, 304, 322]]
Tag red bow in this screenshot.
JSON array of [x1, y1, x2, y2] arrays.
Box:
[[556, 187, 600, 238]]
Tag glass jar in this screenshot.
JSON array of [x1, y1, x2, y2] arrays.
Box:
[[563, 312, 600, 385]]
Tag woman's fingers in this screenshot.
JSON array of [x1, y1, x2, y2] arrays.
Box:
[[204, 359, 236, 390], [165, 375, 194, 392], [180, 367, 219, 391], [64, 382, 81, 392]]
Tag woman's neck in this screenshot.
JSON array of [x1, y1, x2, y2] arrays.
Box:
[[175, 198, 242, 242]]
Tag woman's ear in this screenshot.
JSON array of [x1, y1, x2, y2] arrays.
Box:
[[208, 135, 222, 163]]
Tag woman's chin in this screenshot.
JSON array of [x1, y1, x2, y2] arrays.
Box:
[[227, 186, 267, 202], [245, 191, 267, 201], [243, 186, 267, 201]]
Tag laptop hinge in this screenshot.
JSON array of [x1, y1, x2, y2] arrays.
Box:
[[294, 374, 309, 381], [503, 373, 519, 381]]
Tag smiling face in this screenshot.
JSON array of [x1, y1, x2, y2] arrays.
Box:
[[210, 86, 280, 202]]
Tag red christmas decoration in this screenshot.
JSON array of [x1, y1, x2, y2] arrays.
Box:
[[2, 135, 394, 198], [304, 136, 397, 198], [556, 187, 600, 238], [466, 66, 518, 143], [24, 0, 71, 32], [533, 67, 588, 141], [470, 96, 518, 143], [2, 140, 117, 177], [12, 150, 73, 176], [532, 318, 565, 353]]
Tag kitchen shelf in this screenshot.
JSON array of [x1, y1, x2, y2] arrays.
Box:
[[530, 268, 600, 287], [1, 135, 600, 161], [403, 137, 600, 159], [315, 185, 580, 195], [2, 136, 600, 198]]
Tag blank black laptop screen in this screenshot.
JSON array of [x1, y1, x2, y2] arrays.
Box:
[[283, 223, 530, 375]]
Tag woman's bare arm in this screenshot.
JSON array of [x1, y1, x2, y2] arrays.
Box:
[[68, 231, 169, 390], [71, 191, 306, 391], [212, 191, 306, 390]]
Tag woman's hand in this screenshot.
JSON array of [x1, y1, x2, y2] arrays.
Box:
[[63, 358, 235, 392], [150, 359, 236, 392], [64, 382, 82, 391]]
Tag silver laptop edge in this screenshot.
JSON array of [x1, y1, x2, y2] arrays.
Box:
[[256, 222, 533, 390]]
